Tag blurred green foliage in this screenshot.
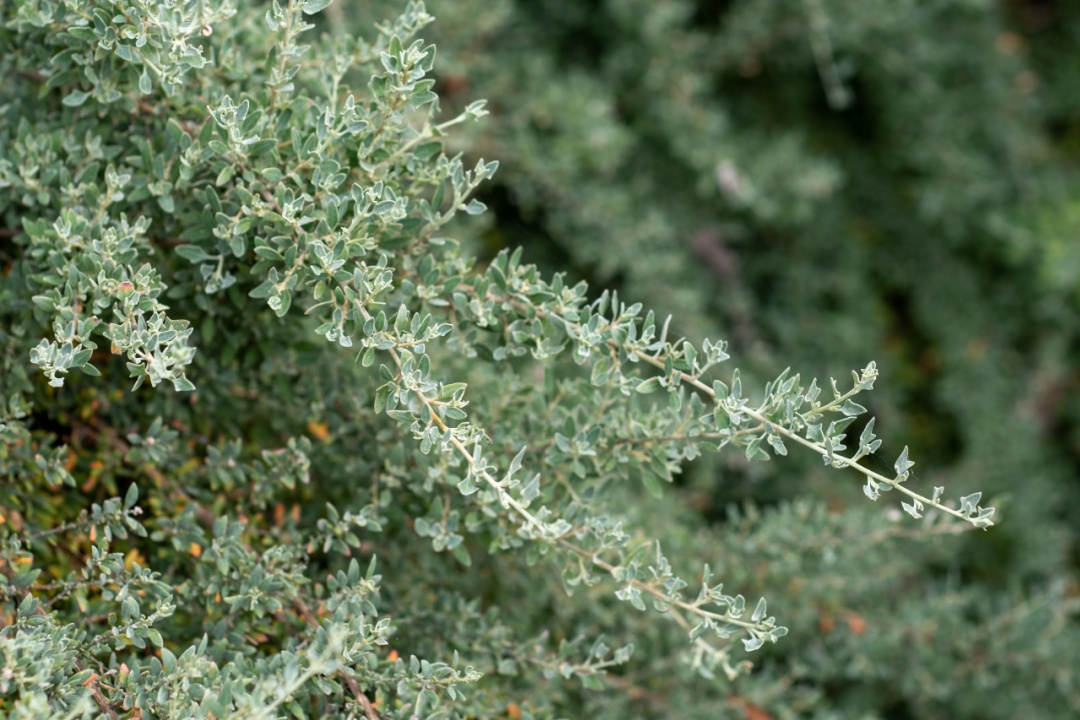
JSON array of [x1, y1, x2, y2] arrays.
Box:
[[3, 0, 1079, 718]]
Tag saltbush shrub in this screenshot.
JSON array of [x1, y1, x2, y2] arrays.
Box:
[[3, 1, 1066, 718]]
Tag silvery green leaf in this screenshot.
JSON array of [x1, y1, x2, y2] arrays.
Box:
[[838, 399, 867, 416], [858, 417, 877, 448], [972, 507, 996, 528], [636, 377, 662, 394], [901, 499, 923, 519], [302, 0, 331, 14], [959, 492, 982, 515], [894, 446, 914, 476], [863, 479, 880, 501], [752, 597, 767, 623], [125, 483, 139, 509], [62, 90, 90, 107]]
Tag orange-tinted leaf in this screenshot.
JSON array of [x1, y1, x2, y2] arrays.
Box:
[[307, 420, 331, 442], [844, 610, 867, 636]]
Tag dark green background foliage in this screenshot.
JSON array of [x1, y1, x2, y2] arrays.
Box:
[[1, 0, 1078, 718]]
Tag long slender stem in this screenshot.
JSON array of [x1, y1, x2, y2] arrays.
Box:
[[454, 279, 988, 529], [627, 349, 979, 525]]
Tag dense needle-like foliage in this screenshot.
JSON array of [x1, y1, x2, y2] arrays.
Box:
[[0, 0, 1075, 718]]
